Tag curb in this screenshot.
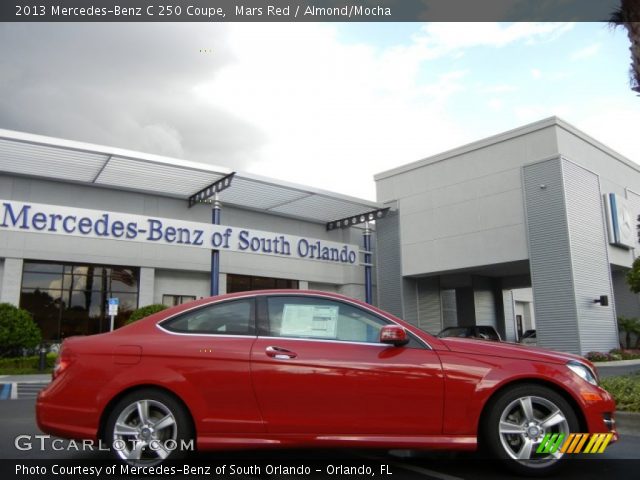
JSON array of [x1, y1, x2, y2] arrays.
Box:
[[593, 359, 640, 367], [616, 411, 640, 436]]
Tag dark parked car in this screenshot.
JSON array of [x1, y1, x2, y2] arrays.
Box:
[[437, 325, 502, 341], [521, 329, 538, 346], [37, 290, 615, 475]]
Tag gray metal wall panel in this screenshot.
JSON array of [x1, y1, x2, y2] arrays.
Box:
[[612, 270, 640, 319], [441, 289, 457, 328], [473, 276, 497, 327], [416, 277, 442, 334], [402, 278, 418, 326], [523, 159, 581, 353], [375, 212, 404, 318], [474, 290, 497, 327], [562, 160, 619, 353]]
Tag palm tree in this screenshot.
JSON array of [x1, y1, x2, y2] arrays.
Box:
[[610, 0, 640, 94], [618, 316, 640, 348]]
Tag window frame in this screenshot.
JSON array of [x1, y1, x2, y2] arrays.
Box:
[[257, 294, 426, 349], [162, 294, 197, 307], [159, 298, 257, 336]]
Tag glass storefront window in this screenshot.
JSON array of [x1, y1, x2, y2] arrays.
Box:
[[21, 272, 63, 293], [19, 261, 139, 341], [23, 263, 63, 273]]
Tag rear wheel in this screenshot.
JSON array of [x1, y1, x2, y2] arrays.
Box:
[[104, 389, 193, 465], [483, 384, 579, 476]]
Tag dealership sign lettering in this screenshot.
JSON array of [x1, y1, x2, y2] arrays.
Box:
[[0, 200, 358, 265]]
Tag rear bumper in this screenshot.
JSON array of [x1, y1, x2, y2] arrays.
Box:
[[36, 385, 99, 441]]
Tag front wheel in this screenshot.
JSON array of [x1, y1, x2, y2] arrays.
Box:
[[104, 389, 193, 465], [482, 384, 579, 476]]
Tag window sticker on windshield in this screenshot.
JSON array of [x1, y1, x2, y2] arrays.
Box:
[[281, 304, 339, 338]]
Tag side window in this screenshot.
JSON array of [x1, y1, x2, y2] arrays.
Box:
[[267, 297, 387, 343], [162, 299, 254, 335]]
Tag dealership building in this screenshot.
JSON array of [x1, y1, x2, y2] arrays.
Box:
[[375, 116, 636, 355], [0, 117, 637, 354], [0, 129, 383, 341]]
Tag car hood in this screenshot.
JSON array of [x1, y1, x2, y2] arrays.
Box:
[[440, 337, 587, 365]]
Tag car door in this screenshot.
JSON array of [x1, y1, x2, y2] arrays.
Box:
[[250, 295, 444, 435], [157, 297, 265, 434]]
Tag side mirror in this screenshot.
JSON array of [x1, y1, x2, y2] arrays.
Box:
[[379, 325, 409, 347]]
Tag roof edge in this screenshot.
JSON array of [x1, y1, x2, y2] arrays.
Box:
[[0, 127, 381, 210], [375, 116, 637, 181], [0, 127, 232, 175], [374, 116, 561, 181]]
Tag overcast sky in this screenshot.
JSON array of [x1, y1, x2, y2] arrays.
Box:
[[0, 22, 638, 199]]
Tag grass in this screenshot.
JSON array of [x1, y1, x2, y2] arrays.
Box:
[[0, 353, 56, 375], [601, 372, 640, 412]]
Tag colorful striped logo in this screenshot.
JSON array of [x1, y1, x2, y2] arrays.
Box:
[[536, 433, 614, 454]]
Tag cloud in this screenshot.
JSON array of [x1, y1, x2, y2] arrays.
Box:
[[576, 102, 640, 163], [0, 21, 582, 200], [0, 23, 265, 167], [409, 22, 574, 57], [480, 84, 519, 94], [487, 98, 504, 111], [514, 104, 572, 123], [570, 43, 601, 61]]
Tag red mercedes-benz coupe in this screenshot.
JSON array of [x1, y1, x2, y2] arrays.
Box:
[[37, 290, 616, 474]]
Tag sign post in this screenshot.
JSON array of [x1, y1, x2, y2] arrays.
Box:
[[108, 298, 119, 331]]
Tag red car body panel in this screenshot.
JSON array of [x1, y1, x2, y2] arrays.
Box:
[[36, 290, 617, 453]]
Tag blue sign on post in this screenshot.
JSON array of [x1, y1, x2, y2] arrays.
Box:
[[108, 298, 119, 331]]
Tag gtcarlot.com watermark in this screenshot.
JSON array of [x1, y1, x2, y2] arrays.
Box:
[[14, 434, 194, 453]]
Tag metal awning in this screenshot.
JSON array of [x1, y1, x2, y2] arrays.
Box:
[[0, 129, 383, 224]]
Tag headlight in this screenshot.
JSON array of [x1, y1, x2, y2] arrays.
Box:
[[567, 361, 598, 386]]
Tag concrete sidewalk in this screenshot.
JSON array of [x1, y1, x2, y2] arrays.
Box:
[[594, 358, 640, 378], [0, 374, 51, 383], [594, 358, 640, 367]]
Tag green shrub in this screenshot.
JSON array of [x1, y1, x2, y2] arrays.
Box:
[[617, 316, 640, 349], [0, 353, 57, 374], [125, 304, 169, 325], [601, 374, 640, 412], [0, 303, 42, 357]]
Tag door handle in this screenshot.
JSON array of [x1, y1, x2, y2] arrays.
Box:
[[265, 346, 297, 359]]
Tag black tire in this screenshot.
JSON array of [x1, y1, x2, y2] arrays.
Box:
[[482, 384, 579, 476], [104, 388, 194, 465]]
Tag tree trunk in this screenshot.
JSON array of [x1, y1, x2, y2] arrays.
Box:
[[612, 0, 640, 93], [626, 18, 640, 92]]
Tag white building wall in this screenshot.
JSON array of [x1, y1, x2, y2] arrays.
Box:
[[138, 267, 155, 307], [0, 257, 23, 306], [153, 269, 211, 305], [376, 120, 559, 277]]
